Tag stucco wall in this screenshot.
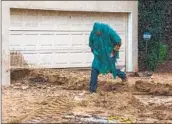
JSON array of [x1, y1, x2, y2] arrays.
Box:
[[0, 0, 2, 121], [2, 1, 138, 85]]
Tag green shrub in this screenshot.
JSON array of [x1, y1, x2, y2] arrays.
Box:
[[146, 48, 159, 71], [158, 42, 168, 64], [146, 42, 168, 71], [138, 0, 168, 71]]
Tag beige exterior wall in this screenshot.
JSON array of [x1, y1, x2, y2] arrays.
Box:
[[0, 0, 2, 121], [2, 1, 138, 85], [0, 0, 1, 88]]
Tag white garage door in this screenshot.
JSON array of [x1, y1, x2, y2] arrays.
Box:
[[10, 9, 128, 69]]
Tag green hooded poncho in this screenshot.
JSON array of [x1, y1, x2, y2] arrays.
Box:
[[89, 22, 121, 79]]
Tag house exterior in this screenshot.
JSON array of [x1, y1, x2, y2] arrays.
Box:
[[2, 1, 138, 85]]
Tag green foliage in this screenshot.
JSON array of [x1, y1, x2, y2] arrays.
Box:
[[138, 0, 169, 71], [146, 42, 168, 71], [146, 50, 159, 71], [158, 42, 168, 64]]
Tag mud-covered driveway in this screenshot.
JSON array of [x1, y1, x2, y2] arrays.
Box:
[[2, 68, 172, 123]]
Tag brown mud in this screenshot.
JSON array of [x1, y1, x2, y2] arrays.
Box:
[[2, 69, 172, 123]]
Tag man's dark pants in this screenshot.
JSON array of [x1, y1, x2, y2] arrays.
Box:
[[89, 67, 126, 93]]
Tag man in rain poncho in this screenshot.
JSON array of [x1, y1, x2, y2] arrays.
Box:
[[89, 22, 127, 93]]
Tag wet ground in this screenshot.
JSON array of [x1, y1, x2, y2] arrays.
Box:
[[2, 67, 172, 123]]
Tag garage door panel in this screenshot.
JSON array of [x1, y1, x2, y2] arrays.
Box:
[[71, 33, 85, 46], [22, 10, 39, 28], [39, 34, 54, 49], [101, 15, 111, 24], [80, 25, 92, 31], [10, 9, 127, 69], [38, 11, 56, 28], [112, 24, 125, 29], [10, 34, 23, 49], [24, 34, 38, 49], [54, 34, 70, 47], [39, 53, 52, 66], [55, 12, 69, 24], [85, 53, 93, 64], [69, 52, 85, 64], [110, 18, 125, 24], [111, 24, 125, 31], [22, 52, 38, 66], [83, 13, 95, 24], [70, 15, 83, 25], [119, 35, 126, 49], [11, 35, 37, 50], [84, 33, 90, 46], [53, 53, 69, 65], [11, 16, 23, 28]]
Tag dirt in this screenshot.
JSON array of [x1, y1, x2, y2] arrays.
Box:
[[10, 69, 31, 80], [135, 80, 172, 96], [2, 68, 172, 123], [156, 61, 172, 73]]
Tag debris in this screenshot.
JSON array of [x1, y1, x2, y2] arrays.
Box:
[[29, 77, 47, 83], [132, 71, 153, 77], [11, 69, 31, 80], [2, 68, 172, 123], [135, 80, 172, 96], [21, 85, 29, 90]]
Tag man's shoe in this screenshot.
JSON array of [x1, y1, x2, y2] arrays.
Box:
[[121, 76, 128, 83], [90, 91, 96, 94]]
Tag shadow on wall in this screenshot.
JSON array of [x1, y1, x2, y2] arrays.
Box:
[[10, 50, 29, 68]]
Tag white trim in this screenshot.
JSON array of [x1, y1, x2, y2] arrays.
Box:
[[7, 1, 136, 13], [2, 6, 10, 85], [0, 1, 1, 84], [127, 13, 133, 72], [10, 7, 133, 13]]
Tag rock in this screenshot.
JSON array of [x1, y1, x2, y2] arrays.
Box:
[[15, 83, 22, 86], [12, 86, 20, 89], [145, 71, 153, 76], [74, 96, 84, 101], [21, 85, 29, 90], [42, 85, 47, 89], [29, 76, 46, 83], [133, 71, 153, 77], [47, 74, 66, 84], [63, 115, 74, 119], [79, 116, 112, 123]]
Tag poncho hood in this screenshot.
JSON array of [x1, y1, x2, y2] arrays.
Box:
[[92, 22, 102, 36]]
